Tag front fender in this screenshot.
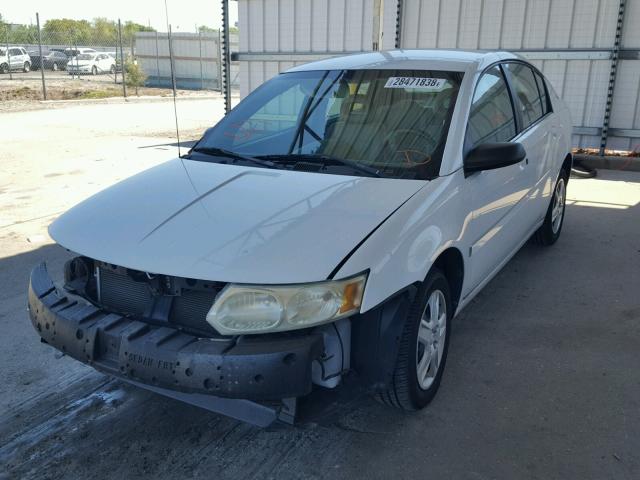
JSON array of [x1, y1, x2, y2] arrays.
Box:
[[334, 172, 469, 312]]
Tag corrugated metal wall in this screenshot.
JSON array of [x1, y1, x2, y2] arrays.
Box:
[[238, 0, 640, 151], [238, 0, 376, 95], [136, 32, 240, 90]]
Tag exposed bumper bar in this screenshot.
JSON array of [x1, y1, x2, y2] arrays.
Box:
[[28, 263, 323, 409]]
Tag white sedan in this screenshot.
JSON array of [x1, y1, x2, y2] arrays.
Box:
[[66, 52, 116, 75], [29, 50, 572, 425]]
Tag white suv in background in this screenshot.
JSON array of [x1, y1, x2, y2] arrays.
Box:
[[67, 52, 116, 76], [0, 46, 31, 73]]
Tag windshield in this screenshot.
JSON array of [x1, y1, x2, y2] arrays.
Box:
[[197, 69, 462, 179], [77, 54, 94, 60]]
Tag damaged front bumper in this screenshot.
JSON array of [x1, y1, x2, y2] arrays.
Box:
[[28, 263, 323, 425]]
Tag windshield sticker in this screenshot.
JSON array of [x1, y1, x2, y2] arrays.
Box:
[[384, 77, 446, 91]]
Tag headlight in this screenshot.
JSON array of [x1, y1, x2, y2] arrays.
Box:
[[206, 273, 367, 334]]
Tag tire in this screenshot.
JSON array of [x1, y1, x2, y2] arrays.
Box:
[[376, 269, 452, 411], [110, 65, 116, 75], [0, 63, 8, 74], [23, 61, 30, 72], [571, 165, 597, 179], [91, 66, 98, 76], [534, 171, 568, 246], [52, 62, 59, 71]]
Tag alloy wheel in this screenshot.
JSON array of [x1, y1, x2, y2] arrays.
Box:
[[416, 289, 447, 390], [551, 178, 566, 234]]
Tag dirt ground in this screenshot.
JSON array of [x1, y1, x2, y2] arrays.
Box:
[[0, 97, 639, 479], [0, 70, 224, 111]]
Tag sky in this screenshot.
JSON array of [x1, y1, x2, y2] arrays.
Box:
[[2, 0, 238, 32]]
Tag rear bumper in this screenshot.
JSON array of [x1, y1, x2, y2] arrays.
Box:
[[28, 263, 323, 401]]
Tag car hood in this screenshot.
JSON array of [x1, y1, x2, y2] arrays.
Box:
[[50, 158, 426, 284]]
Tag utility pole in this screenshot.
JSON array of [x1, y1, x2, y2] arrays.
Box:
[[36, 13, 47, 100]]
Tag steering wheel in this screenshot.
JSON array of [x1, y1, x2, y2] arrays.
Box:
[[381, 128, 437, 167]]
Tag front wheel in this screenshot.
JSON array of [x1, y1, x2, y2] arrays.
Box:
[[534, 172, 568, 246], [91, 66, 98, 76], [23, 61, 31, 72], [52, 62, 59, 71], [0, 63, 8, 74], [376, 269, 452, 410], [110, 64, 116, 74]]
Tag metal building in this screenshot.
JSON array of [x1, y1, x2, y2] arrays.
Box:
[[136, 32, 240, 90], [236, 0, 640, 152]]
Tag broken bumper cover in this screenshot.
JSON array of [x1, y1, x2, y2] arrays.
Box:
[[28, 263, 323, 401]]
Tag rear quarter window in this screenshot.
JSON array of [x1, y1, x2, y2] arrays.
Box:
[[534, 71, 551, 115], [505, 63, 545, 130]]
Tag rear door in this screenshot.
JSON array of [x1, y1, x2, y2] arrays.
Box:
[[97, 54, 111, 72], [503, 62, 554, 223], [462, 64, 532, 295], [9, 48, 22, 69]]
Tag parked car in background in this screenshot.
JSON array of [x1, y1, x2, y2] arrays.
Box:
[[29, 50, 573, 426], [28, 50, 69, 71], [67, 52, 116, 75], [63, 47, 96, 58], [106, 52, 124, 73], [0, 47, 31, 73]]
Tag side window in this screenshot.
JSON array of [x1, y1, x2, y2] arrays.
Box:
[[505, 63, 544, 129], [467, 65, 517, 148], [10, 48, 21, 56], [534, 71, 551, 115]]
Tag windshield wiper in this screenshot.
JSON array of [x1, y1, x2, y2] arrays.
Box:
[[256, 153, 382, 178], [190, 147, 276, 169]]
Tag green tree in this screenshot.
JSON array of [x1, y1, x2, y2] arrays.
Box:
[[125, 58, 146, 94], [42, 18, 92, 45], [92, 17, 117, 46]]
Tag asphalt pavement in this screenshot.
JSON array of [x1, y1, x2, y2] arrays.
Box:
[[0, 97, 638, 479]]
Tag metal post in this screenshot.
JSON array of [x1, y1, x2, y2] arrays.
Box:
[[5, 31, 12, 80], [217, 28, 223, 92], [36, 13, 47, 100], [114, 33, 118, 84], [167, 24, 181, 156], [372, 0, 384, 51], [74, 41, 79, 79], [117, 19, 127, 98], [221, 0, 232, 112], [395, 0, 403, 49], [155, 30, 160, 86], [599, 0, 626, 156], [198, 30, 204, 90], [168, 26, 178, 93]]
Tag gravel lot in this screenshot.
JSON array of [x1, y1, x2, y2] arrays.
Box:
[[0, 97, 639, 479], [0, 69, 224, 109]]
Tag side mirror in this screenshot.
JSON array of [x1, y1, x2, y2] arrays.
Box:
[[464, 142, 526, 174]]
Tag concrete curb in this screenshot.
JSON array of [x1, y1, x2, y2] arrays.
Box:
[[574, 154, 640, 172]]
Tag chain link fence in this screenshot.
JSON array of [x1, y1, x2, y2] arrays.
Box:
[[1, 13, 239, 102]]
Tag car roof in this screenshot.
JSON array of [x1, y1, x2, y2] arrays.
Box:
[[286, 49, 520, 73]]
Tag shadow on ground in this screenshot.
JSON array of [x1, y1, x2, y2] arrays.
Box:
[[0, 199, 638, 480]]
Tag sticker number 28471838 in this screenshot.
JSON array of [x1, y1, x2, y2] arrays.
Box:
[[384, 77, 446, 91]]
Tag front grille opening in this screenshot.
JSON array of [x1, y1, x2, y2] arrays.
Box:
[[93, 262, 225, 337]]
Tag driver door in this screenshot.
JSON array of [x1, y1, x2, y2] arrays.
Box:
[[463, 64, 532, 295]]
